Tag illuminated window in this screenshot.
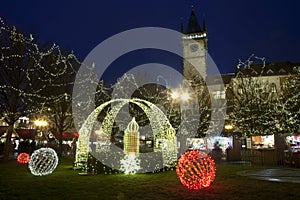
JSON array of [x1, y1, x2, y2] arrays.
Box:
[[213, 91, 225, 99]]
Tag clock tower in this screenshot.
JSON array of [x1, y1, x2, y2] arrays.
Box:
[[182, 8, 208, 84]]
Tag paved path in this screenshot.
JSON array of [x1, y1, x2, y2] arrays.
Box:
[[237, 168, 300, 183]]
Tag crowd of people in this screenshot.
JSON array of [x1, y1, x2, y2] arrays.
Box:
[[0, 138, 77, 158]]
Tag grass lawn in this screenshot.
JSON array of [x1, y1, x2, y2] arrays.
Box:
[[0, 157, 299, 200]]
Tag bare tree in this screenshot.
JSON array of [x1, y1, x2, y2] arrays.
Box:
[[0, 17, 80, 159], [38, 47, 80, 156], [0, 18, 58, 159]]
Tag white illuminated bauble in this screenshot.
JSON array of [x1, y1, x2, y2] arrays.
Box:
[[28, 148, 59, 176]]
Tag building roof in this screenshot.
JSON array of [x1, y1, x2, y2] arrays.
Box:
[[206, 74, 235, 85], [237, 62, 300, 77]]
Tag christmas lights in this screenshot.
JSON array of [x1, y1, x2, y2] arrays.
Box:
[[74, 98, 178, 173], [28, 148, 59, 176], [17, 153, 30, 164], [0, 16, 81, 160], [120, 154, 141, 174], [176, 150, 216, 190]]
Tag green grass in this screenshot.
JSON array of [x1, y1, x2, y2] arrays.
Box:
[[0, 157, 299, 200]]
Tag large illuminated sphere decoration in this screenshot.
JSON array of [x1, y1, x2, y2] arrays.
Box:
[[176, 150, 216, 190], [17, 153, 30, 164], [28, 148, 59, 176]]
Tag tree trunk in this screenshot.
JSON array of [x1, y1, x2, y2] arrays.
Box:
[[58, 128, 63, 157], [3, 124, 14, 161]]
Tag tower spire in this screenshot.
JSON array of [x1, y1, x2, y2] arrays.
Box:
[[186, 6, 202, 34]]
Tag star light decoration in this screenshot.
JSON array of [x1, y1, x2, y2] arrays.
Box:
[[17, 153, 30, 164], [176, 150, 216, 190], [120, 154, 141, 174], [28, 148, 59, 176]]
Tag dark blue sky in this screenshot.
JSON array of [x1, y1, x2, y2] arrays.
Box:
[[1, 0, 300, 75]]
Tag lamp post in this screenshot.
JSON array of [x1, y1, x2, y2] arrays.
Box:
[[170, 90, 190, 102], [34, 119, 48, 145]]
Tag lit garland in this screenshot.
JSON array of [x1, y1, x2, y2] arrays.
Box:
[[0, 16, 82, 162], [176, 150, 216, 190], [28, 148, 59, 176], [0, 15, 83, 144], [17, 153, 30, 164]]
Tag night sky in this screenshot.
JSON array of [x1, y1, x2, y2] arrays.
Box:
[[1, 0, 300, 78]]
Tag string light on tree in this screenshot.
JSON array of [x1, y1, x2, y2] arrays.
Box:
[[176, 150, 216, 190], [0, 16, 81, 161]]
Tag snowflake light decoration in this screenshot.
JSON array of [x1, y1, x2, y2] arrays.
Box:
[[17, 153, 30, 164], [176, 150, 216, 190], [28, 148, 59, 176], [120, 154, 140, 174]]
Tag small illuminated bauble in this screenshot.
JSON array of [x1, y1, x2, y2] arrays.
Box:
[[176, 150, 216, 190], [17, 153, 30, 164], [28, 148, 59, 176]]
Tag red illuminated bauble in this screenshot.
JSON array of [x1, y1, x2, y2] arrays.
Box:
[[17, 153, 30, 164], [176, 150, 216, 190]]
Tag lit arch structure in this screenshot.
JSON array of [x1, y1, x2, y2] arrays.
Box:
[[74, 98, 178, 172]]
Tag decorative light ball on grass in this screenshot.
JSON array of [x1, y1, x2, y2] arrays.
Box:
[[28, 148, 59, 176], [17, 153, 30, 164], [176, 150, 216, 190]]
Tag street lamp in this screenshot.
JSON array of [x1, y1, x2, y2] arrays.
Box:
[[171, 91, 180, 100], [34, 120, 48, 127], [34, 119, 49, 144], [181, 92, 189, 101], [170, 90, 190, 102], [224, 124, 233, 130]]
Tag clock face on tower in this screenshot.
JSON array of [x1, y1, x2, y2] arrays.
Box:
[[189, 43, 199, 52]]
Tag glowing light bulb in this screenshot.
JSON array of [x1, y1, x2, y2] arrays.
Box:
[[171, 91, 179, 99], [181, 93, 189, 101]]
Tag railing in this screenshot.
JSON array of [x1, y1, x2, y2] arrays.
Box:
[[241, 149, 278, 166], [283, 151, 300, 168]]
